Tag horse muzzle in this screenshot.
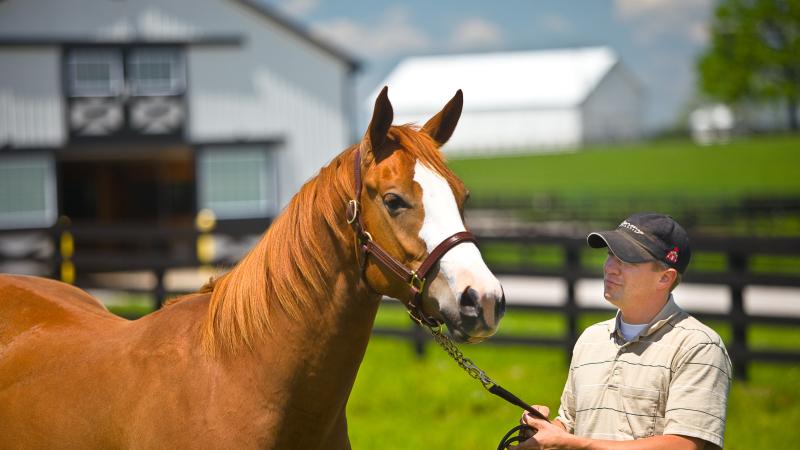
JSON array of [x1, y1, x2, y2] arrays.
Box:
[[435, 281, 506, 343]]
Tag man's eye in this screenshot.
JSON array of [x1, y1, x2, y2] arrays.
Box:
[[383, 193, 409, 213]]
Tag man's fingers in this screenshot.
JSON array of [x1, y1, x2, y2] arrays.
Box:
[[532, 405, 550, 417], [509, 439, 539, 450], [522, 413, 549, 429]]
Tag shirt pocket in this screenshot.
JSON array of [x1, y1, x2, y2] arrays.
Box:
[[619, 386, 661, 439]]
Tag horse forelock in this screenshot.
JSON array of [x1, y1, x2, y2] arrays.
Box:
[[387, 124, 463, 194], [201, 124, 459, 355]]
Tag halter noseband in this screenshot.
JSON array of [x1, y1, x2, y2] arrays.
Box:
[[346, 148, 477, 327]]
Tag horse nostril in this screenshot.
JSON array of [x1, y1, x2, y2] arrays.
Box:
[[459, 286, 480, 317], [496, 287, 506, 319]]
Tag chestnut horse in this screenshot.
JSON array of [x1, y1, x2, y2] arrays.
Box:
[[0, 88, 505, 449]]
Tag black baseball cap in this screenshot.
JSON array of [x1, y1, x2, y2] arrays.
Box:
[[587, 213, 691, 273]]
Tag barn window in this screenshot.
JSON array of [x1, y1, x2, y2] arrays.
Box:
[[67, 49, 124, 97], [127, 48, 185, 96], [0, 155, 57, 229], [197, 146, 277, 219]]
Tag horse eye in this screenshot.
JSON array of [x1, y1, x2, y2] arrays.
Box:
[[383, 193, 409, 213]]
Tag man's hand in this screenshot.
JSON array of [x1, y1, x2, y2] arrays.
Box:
[[519, 405, 550, 427], [511, 412, 577, 450]]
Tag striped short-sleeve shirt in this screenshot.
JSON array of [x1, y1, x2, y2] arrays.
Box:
[[556, 296, 732, 449]]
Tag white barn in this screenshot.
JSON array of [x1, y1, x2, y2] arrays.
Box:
[[372, 47, 644, 156], [0, 0, 358, 230]]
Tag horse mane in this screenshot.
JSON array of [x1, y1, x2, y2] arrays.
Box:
[[200, 124, 459, 355]]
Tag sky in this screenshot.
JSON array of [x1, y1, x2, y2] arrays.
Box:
[[260, 0, 716, 132]]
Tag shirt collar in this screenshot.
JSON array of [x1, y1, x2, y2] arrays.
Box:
[[607, 295, 683, 339]]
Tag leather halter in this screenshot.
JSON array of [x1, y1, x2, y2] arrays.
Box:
[[346, 148, 477, 327]]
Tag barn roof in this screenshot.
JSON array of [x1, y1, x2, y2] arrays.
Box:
[[235, 0, 359, 71], [374, 46, 618, 114], [0, 0, 359, 72]]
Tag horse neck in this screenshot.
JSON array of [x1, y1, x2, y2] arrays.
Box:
[[206, 149, 383, 441], [249, 197, 381, 447]]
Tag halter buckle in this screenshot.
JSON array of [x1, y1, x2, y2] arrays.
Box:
[[408, 271, 426, 293], [346, 199, 359, 224]]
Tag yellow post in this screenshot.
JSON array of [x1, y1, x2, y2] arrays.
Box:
[[60, 231, 74, 258], [60, 260, 75, 285], [58, 216, 75, 284], [195, 208, 217, 269]]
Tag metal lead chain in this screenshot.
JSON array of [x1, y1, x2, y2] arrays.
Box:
[[427, 325, 495, 390], [416, 321, 546, 450]]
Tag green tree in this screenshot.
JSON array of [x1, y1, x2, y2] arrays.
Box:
[[698, 0, 800, 131]]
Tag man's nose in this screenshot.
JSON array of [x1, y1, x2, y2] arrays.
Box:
[[604, 256, 619, 273]]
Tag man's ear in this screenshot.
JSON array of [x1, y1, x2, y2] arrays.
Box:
[[659, 268, 678, 290]]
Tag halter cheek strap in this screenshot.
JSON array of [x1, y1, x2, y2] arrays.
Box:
[[347, 148, 477, 326]]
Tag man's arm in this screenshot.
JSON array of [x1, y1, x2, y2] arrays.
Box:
[[513, 415, 705, 450]]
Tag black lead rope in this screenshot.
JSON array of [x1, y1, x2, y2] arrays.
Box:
[[416, 321, 547, 449], [497, 425, 533, 449], [487, 384, 547, 420], [488, 385, 543, 450]]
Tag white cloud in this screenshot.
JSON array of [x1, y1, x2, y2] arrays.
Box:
[[689, 22, 710, 44], [614, 0, 713, 45], [310, 6, 432, 58], [536, 14, 572, 34], [273, 0, 320, 19], [448, 17, 505, 50]]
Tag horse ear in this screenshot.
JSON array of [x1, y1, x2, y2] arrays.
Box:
[[421, 89, 463, 147], [362, 86, 393, 161]]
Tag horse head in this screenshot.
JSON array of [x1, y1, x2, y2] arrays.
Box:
[[355, 87, 505, 343]]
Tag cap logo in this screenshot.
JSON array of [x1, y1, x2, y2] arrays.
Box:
[[618, 220, 644, 235], [666, 247, 679, 263]]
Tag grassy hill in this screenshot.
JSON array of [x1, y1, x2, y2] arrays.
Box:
[[447, 135, 800, 200]]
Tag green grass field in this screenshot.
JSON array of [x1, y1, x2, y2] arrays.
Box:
[[107, 298, 800, 449], [106, 135, 800, 448], [348, 305, 800, 450], [447, 135, 800, 199]]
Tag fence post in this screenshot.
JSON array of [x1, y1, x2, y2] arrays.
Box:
[[564, 243, 580, 361], [54, 216, 75, 284], [51, 221, 62, 280], [728, 252, 748, 380], [412, 322, 427, 357], [196, 208, 217, 270], [154, 268, 166, 310]]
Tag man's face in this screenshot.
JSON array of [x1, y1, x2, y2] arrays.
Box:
[[602, 251, 663, 307]]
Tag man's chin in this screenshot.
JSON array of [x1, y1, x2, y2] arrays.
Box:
[[603, 291, 620, 304]]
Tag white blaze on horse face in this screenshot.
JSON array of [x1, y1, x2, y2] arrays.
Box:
[[413, 162, 501, 303]]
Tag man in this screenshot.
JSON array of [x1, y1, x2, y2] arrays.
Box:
[[515, 213, 731, 450]]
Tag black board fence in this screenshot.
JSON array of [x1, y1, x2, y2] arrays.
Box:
[[1, 222, 799, 380], [376, 232, 800, 380]]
